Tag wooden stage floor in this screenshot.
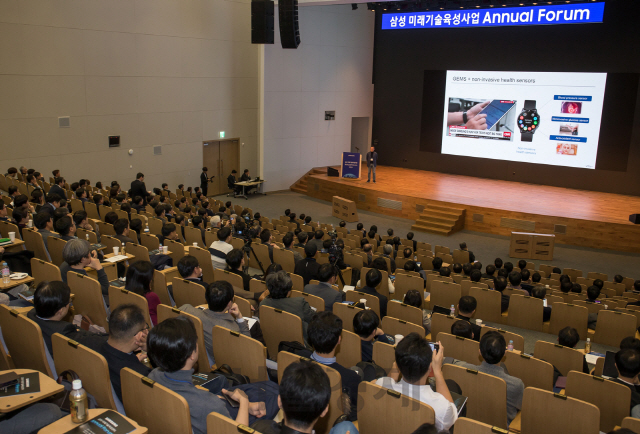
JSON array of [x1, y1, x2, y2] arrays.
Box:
[[303, 166, 640, 253]]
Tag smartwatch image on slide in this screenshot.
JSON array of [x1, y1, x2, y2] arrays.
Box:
[[518, 100, 540, 142]]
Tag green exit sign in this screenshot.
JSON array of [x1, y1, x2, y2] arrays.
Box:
[[219, 131, 225, 138]]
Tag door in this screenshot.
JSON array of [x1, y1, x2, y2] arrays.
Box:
[[202, 141, 220, 196], [202, 139, 240, 196]]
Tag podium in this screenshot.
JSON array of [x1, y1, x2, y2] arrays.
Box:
[[332, 196, 358, 222], [509, 232, 555, 260], [341, 152, 361, 180]]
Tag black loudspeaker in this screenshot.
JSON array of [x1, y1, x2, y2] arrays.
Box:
[[251, 0, 274, 44], [630, 214, 640, 224], [328, 167, 339, 177], [279, 0, 300, 49]]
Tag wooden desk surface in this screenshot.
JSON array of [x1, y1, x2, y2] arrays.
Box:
[[38, 409, 148, 433], [103, 253, 135, 263], [0, 369, 64, 413], [0, 275, 34, 291]]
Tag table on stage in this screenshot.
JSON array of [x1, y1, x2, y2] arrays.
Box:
[[234, 179, 265, 200]]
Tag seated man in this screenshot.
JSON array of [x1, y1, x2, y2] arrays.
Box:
[[558, 326, 590, 374], [613, 348, 640, 413], [455, 296, 482, 341], [180, 280, 251, 365], [307, 312, 361, 421], [451, 320, 474, 339], [225, 249, 265, 306], [99, 304, 151, 402], [494, 276, 510, 313], [60, 238, 110, 305], [27, 281, 107, 354], [353, 310, 393, 363], [252, 361, 358, 434], [282, 232, 303, 263], [209, 226, 233, 270], [358, 268, 388, 318], [34, 211, 60, 252], [55, 215, 77, 241], [147, 317, 266, 434], [294, 231, 308, 248], [404, 260, 427, 282], [458, 331, 524, 424], [482, 264, 496, 280], [260, 229, 280, 263], [432, 257, 443, 274], [114, 218, 136, 244], [294, 243, 321, 286], [381, 244, 396, 273], [585, 285, 601, 329], [303, 263, 345, 311], [531, 286, 552, 322], [376, 333, 458, 432], [157, 223, 179, 246]]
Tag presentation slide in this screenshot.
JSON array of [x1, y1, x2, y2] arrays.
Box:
[[441, 71, 607, 169]]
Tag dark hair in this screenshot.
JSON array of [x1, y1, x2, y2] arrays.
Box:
[[470, 269, 482, 282], [14, 194, 28, 208], [93, 193, 103, 204], [108, 304, 146, 341], [304, 242, 317, 258], [615, 349, 640, 378], [147, 316, 197, 372], [404, 260, 417, 272], [504, 262, 514, 273], [494, 276, 508, 292], [161, 223, 176, 238], [431, 257, 442, 271], [114, 218, 129, 235], [12, 207, 28, 224], [614, 275, 624, 284], [34, 211, 52, 229], [279, 361, 331, 430], [480, 331, 506, 364], [494, 258, 503, 269], [315, 230, 324, 240], [485, 264, 496, 276], [410, 423, 439, 434], [439, 267, 451, 277], [395, 332, 432, 383], [586, 285, 600, 301], [297, 232, 308, 243], [353, 310, 380, 338], [260, 229, 271, 244], [215, 226, 230, 241], [365, 268, 382, 287], [403, 290, 423, 309], [317, 263, 336, 283], [266, 270, 292, 299], [520, 269, 530, 282], [281, 232, 293, 248], [458, 295, 477, 315], [451, 320, 474, 339], [54, 216, 73, 236], [620, 337, 640, 352], [136, 172, 144, 179], [552, 267, 562, 274], [34, 281, 71, 318], [72, 210, 88, 227], [558, 326, 580, 348], [593, 279, 604, 290], [225, 248, 244, 270], [125, 261, 154, 295], [308, 311, 342, 354], [453, 263, 462, 274], [130, 218, 142, 236], [104, 212, 118, 225], [560, 280, 573, 294], [508, 271, 522, 287], [570, 283, 581, 294], [532, 272, 541, 283], [517, 259, 527, 270], [206, 281, 235, 312], [178, 255, 199, 278], [462, 263, 472, 276], [531, 286, 546, 300]]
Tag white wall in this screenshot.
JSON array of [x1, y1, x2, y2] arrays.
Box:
[[0, 0, 259, 191], [263, 5, 375, 191]]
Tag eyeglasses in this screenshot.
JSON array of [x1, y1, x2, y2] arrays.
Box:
[[136, 323, 150, 334]]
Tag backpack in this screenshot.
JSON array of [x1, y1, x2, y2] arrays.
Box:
[[356, 361, 387, 382], [278, 341, 312, 358], [211, 364, 250, 387]]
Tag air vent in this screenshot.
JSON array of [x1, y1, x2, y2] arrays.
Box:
[[313, 183, 319, 191], [554, 224, 567, 234], [58, 116, 70, 128], [377, 198, 402, 210], [416, 204, 425, 213], [472, 213, 484, 223], [358, 194, 366, 202], [153, 145, 162, 155], [500, 217, 535, 232]]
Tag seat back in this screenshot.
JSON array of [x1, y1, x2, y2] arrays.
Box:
[[442, 364, 508, 428], [184, 226, 205, 248], [147, 218, 163, 236], [504, 351, 554, 391], [213, 269, 244, 289], [290, 290, 325, 312], [521, 387, 600, 434], [562, 268, 583, 282], [31, 258, 62, 286], [507, 294, 543, 332], [436, 332, 482, 365], [0, 305, 53, 377], [22, 228, 51, 262], [188, 246, 215, 284], [100, 234, 121, 254], [96, 221, 116, 236], [533, 341, 584, 376], [261, 306, 305, 360], [622, 417, 640, 433], [359, 267, 390, 299], [333, 302, 364, 333], [156, 304, 211, 372], [249, 243, 272, 270], [372, 340, 396, 375], [460, 280, 488, 297], [140, 233, 160, 252], [211, 325, 268, 382], [358, 380, 435, 433], [153, 267, 179, 307], [288, 272, 304, 292], [468, 287, 502, 324], [272, 248, 296, 273], [593, 310, 637, 347], [345, 291, 380, 318], [566, 370, 630, 432], [250, 278, 268, 293], [381, 316, 425, 338], [76, 227, 98, 243], [108, 287, 152, 328], [430, 280, 461, 313], [572, 300, 605, 315], [549, 302, 588, 339], [47, 236, 67, 266], [0, 220, 22, 240], [121, 368, 192, 434], [334, 329, 361, 369], [206, 413, 264, 434], [429, 312, 458, 341], [393, 273, 424, 302], [172, 277, 207, 308], [479, 327, 524, 353], [163, 238, 185, 268], [387, 300, 423, 327], [83, 202, 100, 220], [51, 333, 117, 410], [67, 271, 110, 330], [125, 242, 150, 264]]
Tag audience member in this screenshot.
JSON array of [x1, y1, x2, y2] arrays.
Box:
[[613, 349, 640, 413], [494, 276, 510, 313], [34, 211, 59, 251], [125, 261, 161, 326], [303, 263, 345, 311], [60, 239, 109, 304], [558, 326, 590, 374], [531, 286, 552, 322], [358, 268, 388, 318], [225, 249, 265, 305], [403, 289, 431, 334], [353, 310, 393, 362], [54, 215, 76, 241], [294, 243, 321, 285], [210, 226, 233, 270], [454, 295, 482, 341], [450, 320, 474, 339]]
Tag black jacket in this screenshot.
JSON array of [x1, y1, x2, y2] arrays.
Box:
[[359, 286, 388, 318], [98, 341, 151, 402], [455, 314, 482, 341], [294, 258, 321, 286], [130, 179, 150, 203], [27, 309, 107, 355], [200, 172, 209, 188], [49, 184, 67, 200]]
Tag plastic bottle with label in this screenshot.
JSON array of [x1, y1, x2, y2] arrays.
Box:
[[70, 379, 88, 423], [1, 262, 10, 285]]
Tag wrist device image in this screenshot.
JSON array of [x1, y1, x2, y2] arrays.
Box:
[[518, 100, 539, 142]]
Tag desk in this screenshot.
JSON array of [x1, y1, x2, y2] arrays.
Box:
[[39, 409, 148, 434], [0, 275, 34, 291], [3, 239, 25, 252], [0, 369, 64, 413], [103, 253, 135, 263], [234, 180, 265, 200]]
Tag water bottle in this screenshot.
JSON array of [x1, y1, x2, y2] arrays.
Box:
[[450, 304, 455, 317], [1, 262, 10, 285], [585, 338, 591, 354], [121, 242, 126, 256], [70, 379, 88, 423], [85, 233, 90, 241], [508, 340, 514, 351]]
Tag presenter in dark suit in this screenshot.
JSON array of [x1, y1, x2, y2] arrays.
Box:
[[366, 146, 378, 183], [200, 167, 211, 197], [130, 172, 151, 205], [240, 169, 256, 194]]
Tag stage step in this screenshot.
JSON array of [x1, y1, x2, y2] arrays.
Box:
[[290, 166, 336, 194], [411, 204, 466, 236]]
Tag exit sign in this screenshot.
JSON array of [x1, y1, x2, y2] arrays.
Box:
[[219, 131, 225, 138]]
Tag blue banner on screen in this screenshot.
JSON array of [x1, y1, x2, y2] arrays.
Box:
[[381, 2, 604, 30], [341, 152, 361, 179]]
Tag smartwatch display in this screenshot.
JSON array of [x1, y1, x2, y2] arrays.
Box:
[[518, 100, 539, 142]]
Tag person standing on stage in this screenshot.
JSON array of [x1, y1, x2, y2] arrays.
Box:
[[366, 146, 378, 183], [200, 167, 210, 197]]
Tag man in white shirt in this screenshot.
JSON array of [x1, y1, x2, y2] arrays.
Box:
[[209, 226, 234, 270], [375, 333, 458, 432]]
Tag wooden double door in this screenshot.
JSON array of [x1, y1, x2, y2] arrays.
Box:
[[202, 139, 240, 196]]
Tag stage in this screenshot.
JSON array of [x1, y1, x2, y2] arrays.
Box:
[[301, 166, 640, 253]]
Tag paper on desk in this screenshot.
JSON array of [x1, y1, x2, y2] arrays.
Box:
[[343, 285, 355, 292], [104, 255, 128, 262], [585, 353, 603, 365]]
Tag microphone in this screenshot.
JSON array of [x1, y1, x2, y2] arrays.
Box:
[[355, 147, 359, 152]]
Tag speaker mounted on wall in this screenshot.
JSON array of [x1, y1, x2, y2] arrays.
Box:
[[251, 0, 274, 44], [279, 0, 300, 49]]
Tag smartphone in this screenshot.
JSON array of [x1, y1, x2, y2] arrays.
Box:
[[429, 342, 440, 353], [223, 392, 240, 408], [477, 100, 516, 130], [389, 275, 396, 282], [416, 262, 421, 268]]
